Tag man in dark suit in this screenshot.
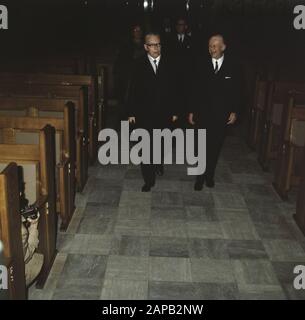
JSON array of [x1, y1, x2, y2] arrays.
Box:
[[128, 31, 179, 192], [113, 24, 145, 125], [188, 34, 242, 191], [167, 18, 193, 54], [166, 18, 196, 127]]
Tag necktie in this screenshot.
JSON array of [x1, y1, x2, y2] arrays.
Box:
[[153, 59, 158, 73], [214, 60, 219, 74]]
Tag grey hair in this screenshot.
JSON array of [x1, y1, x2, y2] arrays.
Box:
[[145, 31, 161, 42], [209, 34, 226, 44]]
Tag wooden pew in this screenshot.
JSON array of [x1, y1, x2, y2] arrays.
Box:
[[0, 72, 98, 166], [0, 55, 87, 75], [94, 57, 114, 99], [0, 125, 57, 288], [0, 101, 76, 230], [257, 82, 305, 171], [96, 64, 108, 132], [29, 56, 88, 75], [0, 96, 85, 191], [0, 163, 26, 299], [295, 144, 305, 236], [0, 85, 89, 191], [273, 91, 305, 199], [247, 74, 270, 150]]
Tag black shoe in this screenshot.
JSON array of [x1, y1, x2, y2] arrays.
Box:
[[194, 181, 203, 191], [205, 178, 215, 188], [155, 166, 164, 176], [142, 184, 152, 192]]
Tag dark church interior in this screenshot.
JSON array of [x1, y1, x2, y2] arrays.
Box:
[[0, 0, 305, 301]]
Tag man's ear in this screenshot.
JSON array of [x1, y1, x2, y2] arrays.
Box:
[[222, 44, 227, 52], [144, 44, 148, 51]]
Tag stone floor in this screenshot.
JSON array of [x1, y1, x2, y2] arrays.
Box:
[[29, 135, 305, 300]]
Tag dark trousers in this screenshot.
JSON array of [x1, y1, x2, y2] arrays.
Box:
[[140, 129, 164, 186], [196, 123, 227, 184], [141, 164, 158, 186]]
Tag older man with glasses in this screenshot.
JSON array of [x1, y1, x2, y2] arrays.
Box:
[[127, 31, 179, 192]]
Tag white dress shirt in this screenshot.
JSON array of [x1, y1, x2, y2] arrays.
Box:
[[177, 33, 185, 42], [212, 55, 224, 72], [148, 54, 161, 74]]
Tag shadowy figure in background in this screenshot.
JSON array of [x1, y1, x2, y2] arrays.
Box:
[[166, 17, 197, 127], [113, 23, 146, 126]]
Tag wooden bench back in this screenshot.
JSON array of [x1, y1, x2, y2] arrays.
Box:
[[0, 71, 98, 164], [0, 102, 76, 164], [0, 93, 86, 190], [0, 163, 26, 299], [296, 145, 305, 236], [0, 126, 57, 288]]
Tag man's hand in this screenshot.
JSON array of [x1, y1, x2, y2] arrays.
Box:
[[128, 117, 136, 124], [172, 115, 178, 122], [188, 113, 195, 125], [227, 112, 237, 125]]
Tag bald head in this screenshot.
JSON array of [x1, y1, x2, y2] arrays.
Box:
[[144, 33, 161, 59], [208, 35, 226, 59]]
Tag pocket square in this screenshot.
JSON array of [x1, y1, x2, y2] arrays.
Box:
[[225, 76, 232, 79]]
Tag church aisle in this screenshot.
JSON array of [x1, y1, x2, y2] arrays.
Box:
[[29, 136, 305, 300]]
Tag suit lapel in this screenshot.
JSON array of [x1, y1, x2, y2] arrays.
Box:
[[209, 56, 226, 75], [145, 55, 163, 78], [209, 60, 214, 73], [156, 56, 164, 76], [217, 57, 226, 75], [144, 55, 157, 77]]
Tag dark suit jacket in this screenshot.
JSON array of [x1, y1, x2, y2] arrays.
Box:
[[165, 33, 196, 119], [127, 55, 179, 129], [166, 33, 193, 55], [113, 40, 145, 101], [189, 54, 243, 128]]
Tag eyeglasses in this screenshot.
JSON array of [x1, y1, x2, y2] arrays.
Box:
[[145, 43, 161, 48]]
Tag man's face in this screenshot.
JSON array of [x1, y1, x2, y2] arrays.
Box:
[[176, 19, 187, 34], [144, 35, 161, 58], [209, 36, 226, 59], [132, 26, 143, 40]]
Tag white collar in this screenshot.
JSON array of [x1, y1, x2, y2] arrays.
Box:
[[148, 54, 161, 64], [212, 55, 224, 64]]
